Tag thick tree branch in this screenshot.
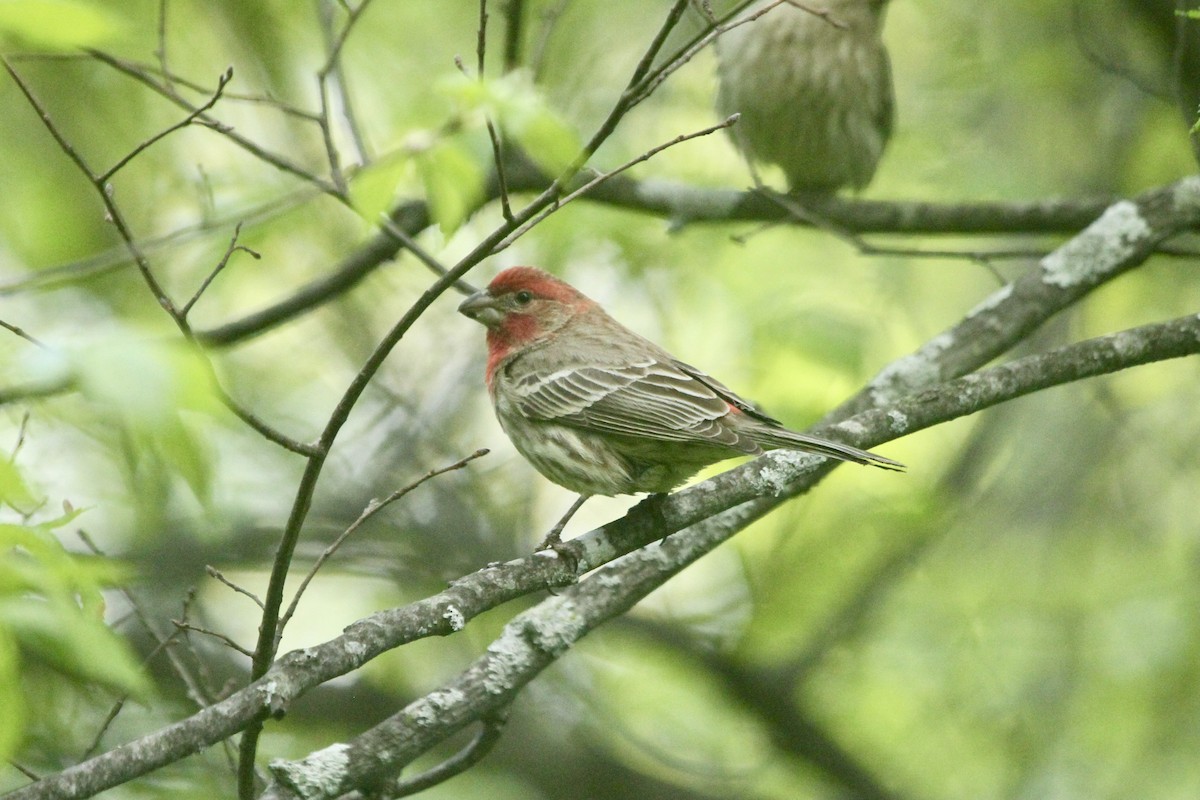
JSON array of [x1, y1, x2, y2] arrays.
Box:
[[9, 308, 1199, 800], [259, 309, 1200, 799], [195, 199, 430, 347], [193, 156, 1128, 348], [825, 176, 1200, 423]]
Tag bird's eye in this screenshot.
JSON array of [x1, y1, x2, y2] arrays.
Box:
[[514, 290, 533, 305]]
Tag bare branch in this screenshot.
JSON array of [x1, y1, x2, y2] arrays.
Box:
[[277, 449, 489, 638], [0, 319, 44, 348], [181, 222, 261, 318], [390, 709, 509, 797], [376, 214, 479, 295], [206, 565, 265, 611], [171, 619, 255, 659], [98, 67, 233, 184], [87, 50, 341, 196], [492, 114, 741, 253], [501, 0, 524, 71]]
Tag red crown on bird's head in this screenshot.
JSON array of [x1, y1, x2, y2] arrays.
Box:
[[487, 266, 586, 305]]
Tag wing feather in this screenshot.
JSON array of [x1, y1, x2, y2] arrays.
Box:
[[508, 357, 756, 450]]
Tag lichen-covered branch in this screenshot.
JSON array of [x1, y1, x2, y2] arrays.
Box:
[[260, 309, 1200, 799], [826, 176, 1200, 422]]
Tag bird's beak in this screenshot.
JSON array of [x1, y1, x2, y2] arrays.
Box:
[[458, 290, 504, 328]]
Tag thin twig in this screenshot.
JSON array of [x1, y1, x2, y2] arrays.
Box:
[[277, 449, 489, 637], [154, 0, 171, 90], [377, 216, 480, 295], [391, 708, 510, 796], [493, 115, 740, 253], [172, 620, 255, 659], [476, 0, 515, 221], [317, 0, 370, 165], [7, 762, 38, 781], [0, 319, 43, 347], [87, 50, 340, 196], [75, 532, 215, 707], [81, 629, 182, 759], [0, 184, 317, 295], [220, 394, 319, 456], [315, 77, 349, 197], [501, 0, 524, 71], [476, 0, 489, 77], [98, 53, 321, 120], [100, 67, 232, 184], [9, 412, 31, 461], [626, 0, 789, 107], [751, 189, 1031, 285], [320, 0, 378, 77], [181, 222, 261, 318], [529, 0, 569, 80], [206, 565, 265, 610], [485, 122, 515, 223], [3, 57, 183, 318]]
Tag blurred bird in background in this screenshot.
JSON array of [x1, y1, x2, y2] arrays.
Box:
[[716, 0, 894, 192]]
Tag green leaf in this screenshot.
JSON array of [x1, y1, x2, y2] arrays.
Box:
[[436, 69, 582, 176], [416, 139, 486, 235], [0, 458, 40, 513], [70, 336, 217, 504], [0, 0, 123, 49], [0, 598, 150, 698], [349, 152, 412, 224], [0, 630, 21, 763], [508, 107, 580, 175], [150, 415, 212, 502], [0, 521, 149, 699]]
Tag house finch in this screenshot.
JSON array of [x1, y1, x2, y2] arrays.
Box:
[[716, 0, 894, 192], [458, 267, 903, 549]]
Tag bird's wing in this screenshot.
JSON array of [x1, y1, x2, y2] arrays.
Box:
[[507, 357, 757, 451]]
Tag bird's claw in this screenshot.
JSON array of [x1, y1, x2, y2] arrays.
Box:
[[536, 530, 582, 578]]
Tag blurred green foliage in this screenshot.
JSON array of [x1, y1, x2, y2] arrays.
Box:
[[1, 1, 1199, 799]]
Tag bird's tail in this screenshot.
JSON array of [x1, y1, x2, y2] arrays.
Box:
[[752, 428, 906, 472]]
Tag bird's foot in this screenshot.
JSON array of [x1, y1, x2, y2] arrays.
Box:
[[536, 528, 582, 577], [533, 495, 590, 575]]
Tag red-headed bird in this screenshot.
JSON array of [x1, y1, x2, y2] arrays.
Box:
[[459, 267, 903, 549]]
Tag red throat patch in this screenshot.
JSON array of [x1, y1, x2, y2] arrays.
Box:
[[484, 314, 540, 388]]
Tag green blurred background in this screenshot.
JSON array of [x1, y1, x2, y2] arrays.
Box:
[[2, 1, 1199, 798]]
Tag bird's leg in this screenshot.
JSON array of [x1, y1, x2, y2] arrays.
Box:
[[537, 494, 590, 552]]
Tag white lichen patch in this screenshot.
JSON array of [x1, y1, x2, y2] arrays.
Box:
[[443, 604, 466, 631], [270, 742, 351, 798], [482, 634, 528, 695], [261, 679, 284, 708], [869, 332, 954, 406], [838, 419, 868, 437], [886, 408, 908, 434], [343, 640, 366, 657], [966, 283, 1013, 318], [1041, 201, 1149, 288], [1172, 175, 1200, 208], [595, 571, 622, 588], [753, 450, 820, 496], [409, 688, 467, 726], [527, 599, 586, 657]]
